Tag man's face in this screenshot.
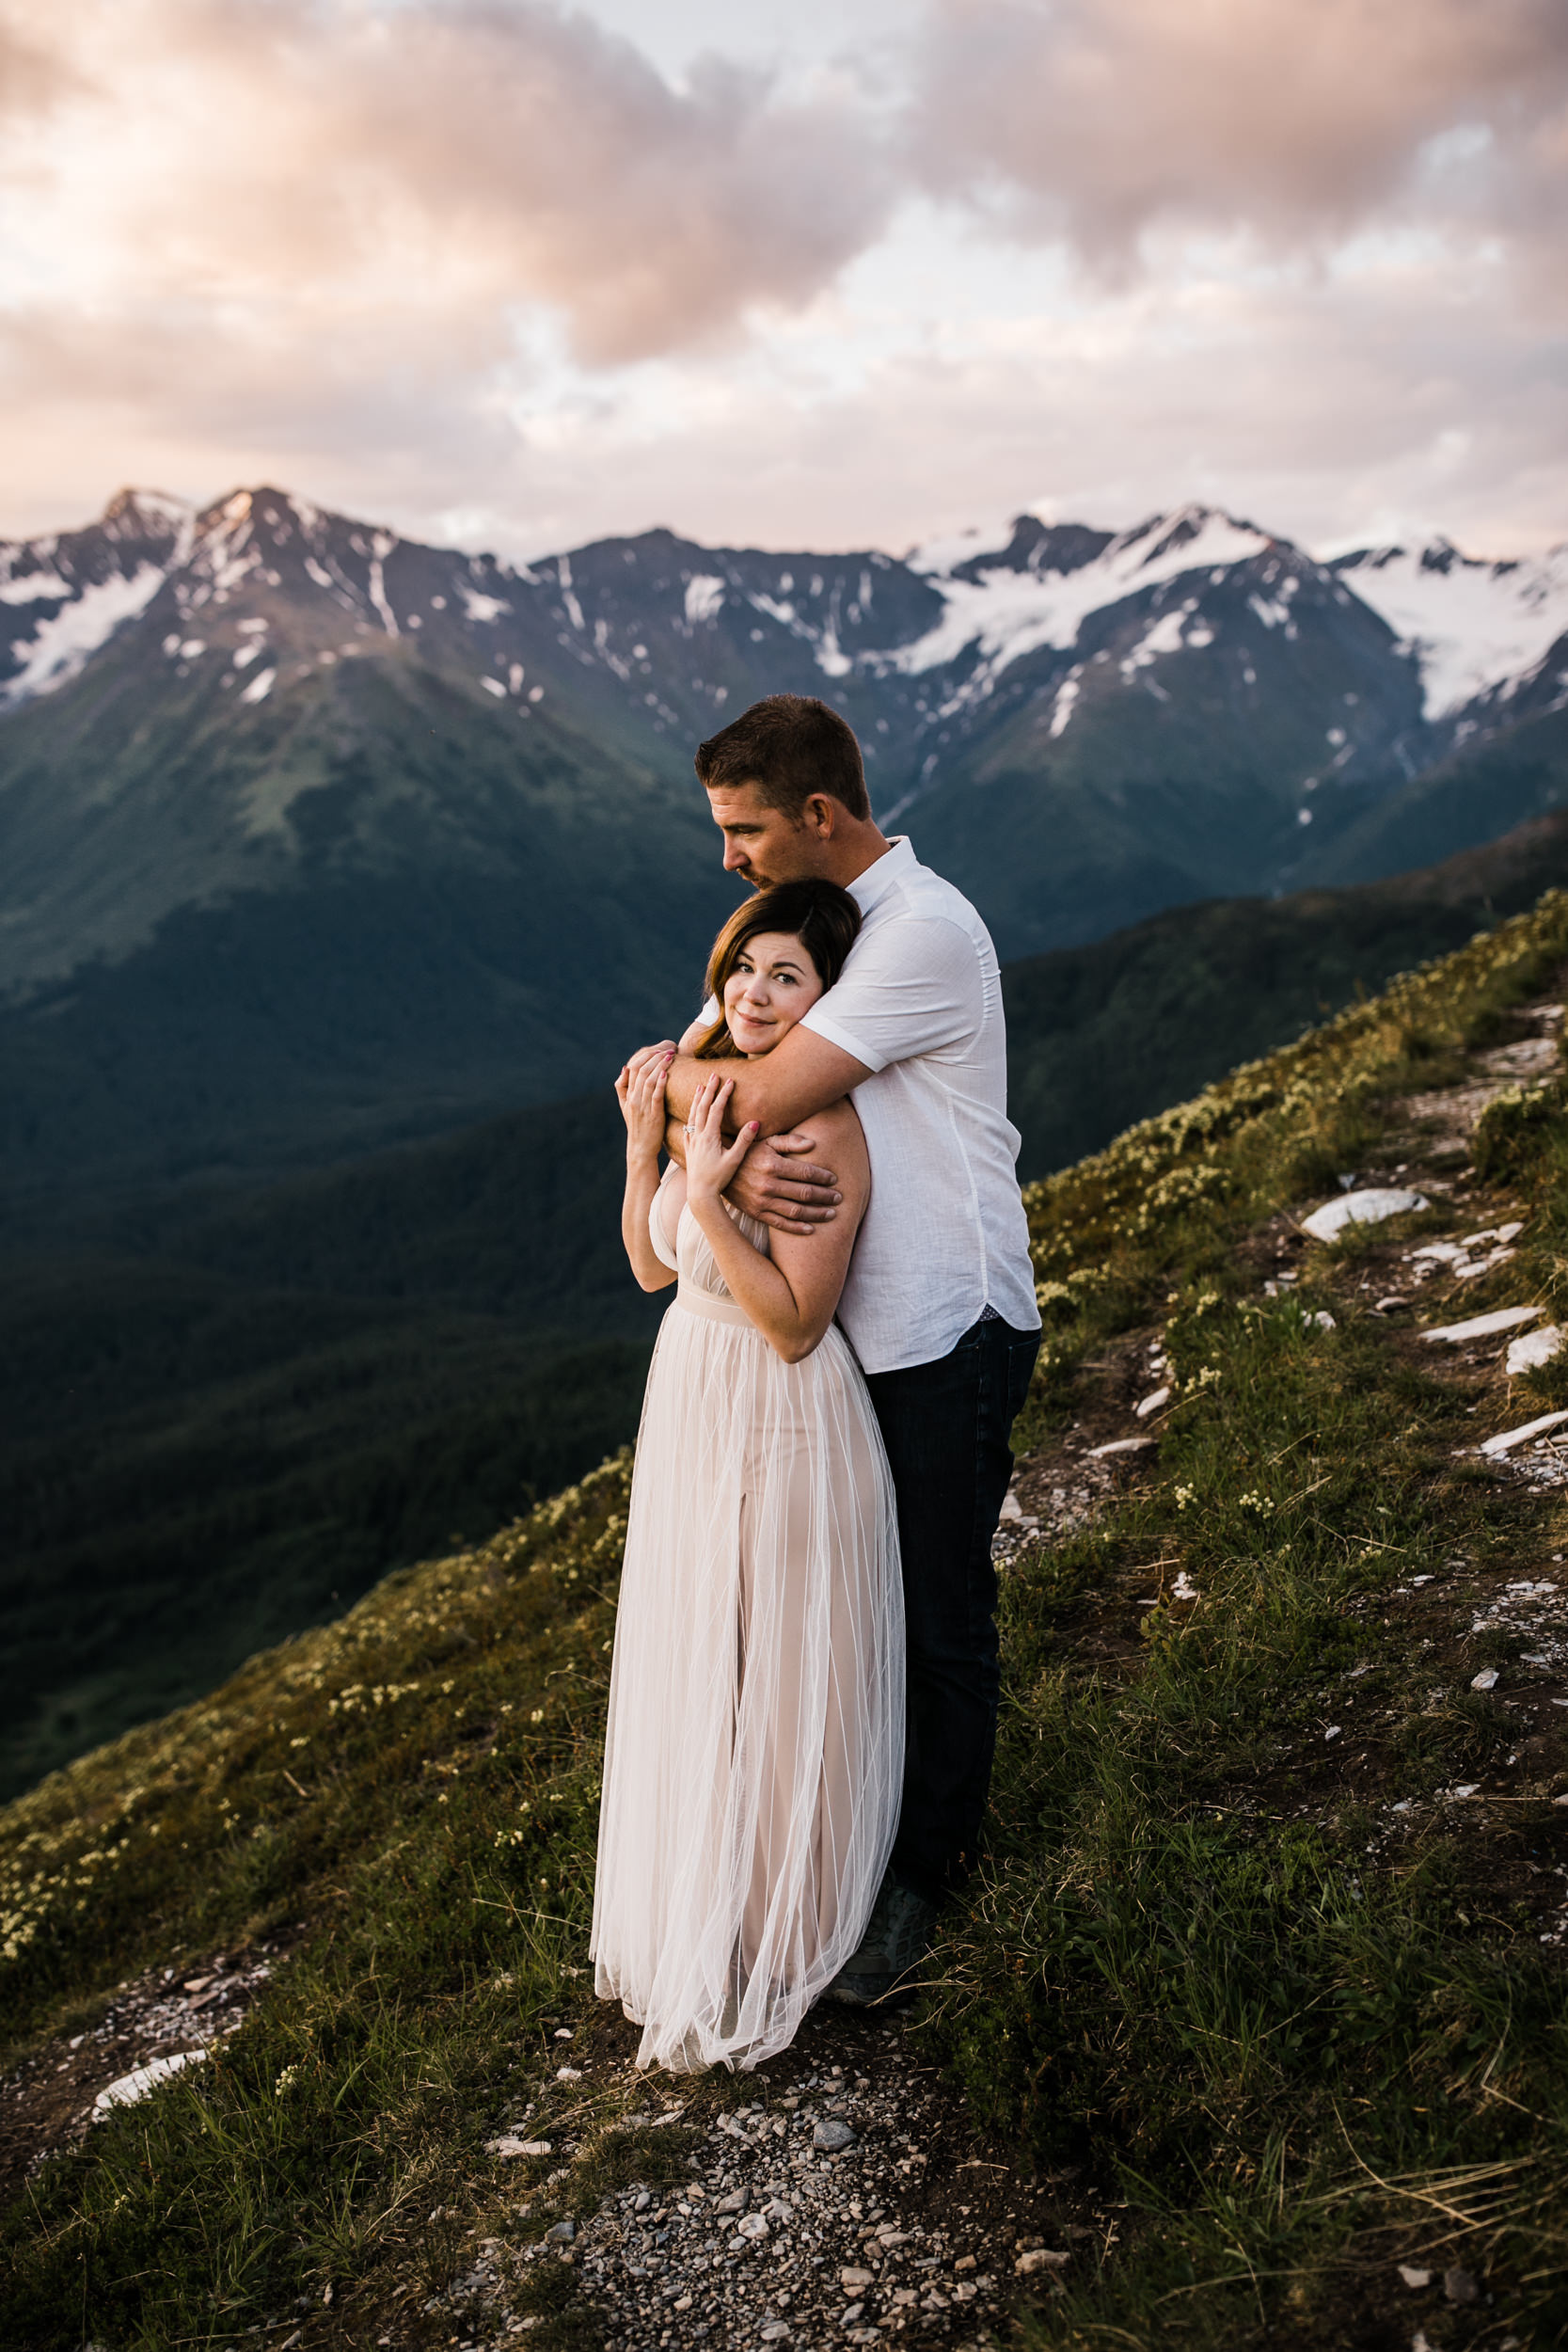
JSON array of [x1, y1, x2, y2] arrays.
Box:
[[705, 782, 831, 888]]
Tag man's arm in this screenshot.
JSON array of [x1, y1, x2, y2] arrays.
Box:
[[662, 1023, 870, 1135]]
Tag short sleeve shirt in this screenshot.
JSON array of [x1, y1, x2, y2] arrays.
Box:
[[799, 837, 1039, 1374]]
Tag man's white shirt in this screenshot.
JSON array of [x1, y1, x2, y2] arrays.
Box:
[[797, 836, 1039, 1375]]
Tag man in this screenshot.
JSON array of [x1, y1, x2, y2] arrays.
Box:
[[627, 692, 1039, 2002]]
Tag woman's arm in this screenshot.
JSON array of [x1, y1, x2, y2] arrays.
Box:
[[616, 1051, 678, 1292], [683, 1075, 868, 1363]]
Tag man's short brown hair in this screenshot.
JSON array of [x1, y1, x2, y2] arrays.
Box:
[[695, 693, 869, 822]]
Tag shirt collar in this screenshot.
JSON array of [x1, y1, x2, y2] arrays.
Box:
[[847, 834, 915, 916]]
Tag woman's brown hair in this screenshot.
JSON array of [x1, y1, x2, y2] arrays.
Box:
[[693, 880, 862, 1060]]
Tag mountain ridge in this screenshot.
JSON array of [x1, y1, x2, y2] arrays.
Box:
[[3, 481, 1566, 1200], [4, 484, 1565, 987]]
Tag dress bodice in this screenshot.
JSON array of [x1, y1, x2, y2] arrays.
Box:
[[650, 1165, 770, 1325]]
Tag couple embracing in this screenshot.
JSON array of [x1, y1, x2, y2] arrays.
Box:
[[592, 694, 1040, 2072]]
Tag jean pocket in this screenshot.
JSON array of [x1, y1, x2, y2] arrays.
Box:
[[1006, 1336, 1040, 1425]]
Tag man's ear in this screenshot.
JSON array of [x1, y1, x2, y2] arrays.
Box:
[[803, 793, 837, 838]]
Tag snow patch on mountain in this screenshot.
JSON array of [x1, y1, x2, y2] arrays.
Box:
[[1048, 672, 1082, 738], [685, 575, 725, 624], [0, 571, 72, 606], [105, 487, 193, 534], [1334, 542, 1568, 718], [2, 564, 167, 706], [905, 516, 1022, 577], [1121, 605, 1193, 677], [367, 551, 399, 637], [459, 584, 511, 626], [890, 509, 1274, 681]]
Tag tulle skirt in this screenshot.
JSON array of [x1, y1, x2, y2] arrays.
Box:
[[591, 1290, 904, 2072]]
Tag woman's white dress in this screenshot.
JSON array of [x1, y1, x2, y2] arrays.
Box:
[[592, 1168, 904, 2073]]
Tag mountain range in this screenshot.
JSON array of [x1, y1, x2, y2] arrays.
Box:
[[3, 484, 1566, 1201]]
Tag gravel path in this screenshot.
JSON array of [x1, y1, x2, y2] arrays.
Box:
[[436, 2006, 1113, 2351]]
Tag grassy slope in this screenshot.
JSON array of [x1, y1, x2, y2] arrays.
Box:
[[8, 902, 1568, 2347]]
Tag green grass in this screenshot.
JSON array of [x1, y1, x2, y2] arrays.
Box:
[[2, 1459, 640, 2346], [925, 894, 1568, 2344], [8, 896, 1568, 2345]]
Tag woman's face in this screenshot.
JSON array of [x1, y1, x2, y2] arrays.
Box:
[[722, 930, 826, 1056]]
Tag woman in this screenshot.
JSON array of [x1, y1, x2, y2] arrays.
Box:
[[592, 880, 904, 2073]]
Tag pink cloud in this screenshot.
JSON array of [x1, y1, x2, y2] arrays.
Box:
[[0, 0, 894, 363], [908, 0, 1568, 258]]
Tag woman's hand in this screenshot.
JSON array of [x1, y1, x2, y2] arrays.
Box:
[[684, 1072, 758, 1204], [616, 1048, 672, 1163]]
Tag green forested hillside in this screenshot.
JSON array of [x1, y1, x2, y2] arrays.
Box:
[[7, 893, 1568, 2349], [1299, 697, 1568, 890], [1006, 807, 1568, 1172], [0, 1094, 660, 1801], [0, 631, 736, 1205]]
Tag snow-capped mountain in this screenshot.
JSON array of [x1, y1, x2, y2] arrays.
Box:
[[1, 480, 1564, 1200], [0, 489, 192, 705], [1331, 539, 1568, 720], [5, 489, 1562, 844]]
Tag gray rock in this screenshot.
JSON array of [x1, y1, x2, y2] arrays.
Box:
[[1444, 2266, 1481, 2305], [813, 2118, 856, 2153], [545, 2218, 576, 2243]]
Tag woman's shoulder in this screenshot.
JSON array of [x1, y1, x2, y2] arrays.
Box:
[[810, 1096, 867, 1148]]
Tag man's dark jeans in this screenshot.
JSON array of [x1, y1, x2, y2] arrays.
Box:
[[863, 1312, 1039, 1907]]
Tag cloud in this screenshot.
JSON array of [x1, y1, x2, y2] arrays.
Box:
[[0, 0, 1560, 561], [456, 250, 1567, 563], [0, 0, 894, 365], [0, 12, 77, 120], [907, 0, 1568, 261]]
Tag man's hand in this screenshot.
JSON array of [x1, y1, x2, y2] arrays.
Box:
[[725, 1129, 842, 1237]]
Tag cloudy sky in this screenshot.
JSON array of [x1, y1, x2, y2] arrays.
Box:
[[2, 0, 1565, 561]]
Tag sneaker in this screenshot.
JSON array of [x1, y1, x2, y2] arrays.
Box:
[[825, 1875, 941, 2007]]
